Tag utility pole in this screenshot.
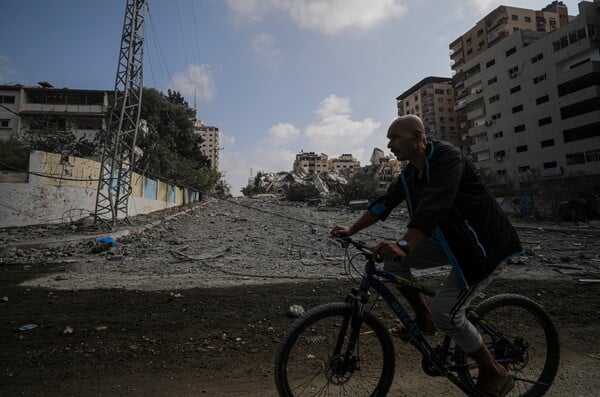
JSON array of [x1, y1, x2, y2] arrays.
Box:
[[94, 0, 146, 228]]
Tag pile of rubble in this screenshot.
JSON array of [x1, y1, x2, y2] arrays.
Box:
[[249, 170, 349, 197]]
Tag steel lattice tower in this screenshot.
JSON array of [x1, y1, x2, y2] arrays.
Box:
[[94, 0, 146, 227]]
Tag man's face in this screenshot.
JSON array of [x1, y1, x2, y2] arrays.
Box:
[[387, 125, 419, 161]]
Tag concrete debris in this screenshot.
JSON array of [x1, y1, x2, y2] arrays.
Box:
[[249, 170, 349, 197], [63, 326, 74, 334], [288, 304, 305, 318]]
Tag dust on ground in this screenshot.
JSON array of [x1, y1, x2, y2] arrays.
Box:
[[1, 198, 600, 396]]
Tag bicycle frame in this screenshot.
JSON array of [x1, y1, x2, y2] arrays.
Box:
[[351, 256, 483, 396]]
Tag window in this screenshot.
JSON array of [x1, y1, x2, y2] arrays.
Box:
[[435, 89, 444, 94], [538, 117, 552, 126], [560, 97, 600, 120], [0, 95, 15, 104], [565, 152, 585, 165], [466, 37, 472, 45], [558, 72, 600, 97], [486, 59, 496, 68], [497, 169, 507, 175], [467, 48, 473, 55], [507, 66, 519, 77], [478, 41, 485, 48], [491, 113, 502, 120], [518, 165, 530, 173], [512, 105, 524, 113], [541, 139, 554, 148], [477, 29, 484, 37], [511, 14, 518, 21], [510, 85, 521, 94], [487, 76, 498, 85], [513, 27, 520, 32], [536, 95, 549, 105], [505, 47, 516, 57], [533, 74, 547, 84], [494, 150, 506, 157], [543, 161, 557, 169], [489, 94, 500, 103], [516, 145, 528, 153], [563, 122, 600, 143], [438, 107, 444, 112], [493, 131, 504, 139], [0, 119, 10, 128], [531, 53, 544, 63], [524, 16, 532, 23], [514, 124, 526, 133], [585, 148, 600, 163]]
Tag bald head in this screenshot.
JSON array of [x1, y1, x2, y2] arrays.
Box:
[[387, 115, 426, 142]]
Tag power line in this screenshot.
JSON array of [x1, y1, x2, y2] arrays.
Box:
[[174, 0, 191, 67], [146, 5, 172, 84]]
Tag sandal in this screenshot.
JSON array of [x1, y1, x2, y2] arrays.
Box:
[[390, 321, 436, 341]]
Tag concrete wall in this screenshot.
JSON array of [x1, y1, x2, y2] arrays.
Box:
[[0, 151, 201, 227]]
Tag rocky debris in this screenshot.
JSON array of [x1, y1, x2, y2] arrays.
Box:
[[287, 304, 305, 318], [0, 198, 599, 290]]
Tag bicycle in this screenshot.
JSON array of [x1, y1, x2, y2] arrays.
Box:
[[274, 237, 560, 396]]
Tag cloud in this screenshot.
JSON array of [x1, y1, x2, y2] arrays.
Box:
[[269, 122, 300, 142], [167, 64, 214, 102], [226, 0, 407, 35], [305, 94, 381, 155], [251, 33, 281, 69]]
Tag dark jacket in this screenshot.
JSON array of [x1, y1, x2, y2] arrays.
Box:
[[368, 140, 522, 288]]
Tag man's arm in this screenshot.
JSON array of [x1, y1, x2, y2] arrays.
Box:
[[331, 211, 379, 237]]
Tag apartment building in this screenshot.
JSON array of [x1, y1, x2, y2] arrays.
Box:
[[396, 76, 460, 145], [369, 148, 403, 188], [293, 151, 329, 175], [0, 83, 109, 142], [460, 1, 600, 180], [329, 153, 360, 176], [451, 2, 573, 149], [193, 121, 220, 169]]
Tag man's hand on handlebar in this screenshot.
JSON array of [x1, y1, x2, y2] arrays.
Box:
[[371, 241, 406, 263], [330, 225, 353, 238]]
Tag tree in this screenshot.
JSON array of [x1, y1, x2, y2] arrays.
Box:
[[339, 170, 381, 204], [137, 88, 218, 192]]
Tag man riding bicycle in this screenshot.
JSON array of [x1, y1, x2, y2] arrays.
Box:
[[331, 115, 522, 397]]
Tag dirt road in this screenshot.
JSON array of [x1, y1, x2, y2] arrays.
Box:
[[1, 198, 600, 396]]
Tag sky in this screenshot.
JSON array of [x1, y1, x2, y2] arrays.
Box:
[[0, 0, 581, 194]]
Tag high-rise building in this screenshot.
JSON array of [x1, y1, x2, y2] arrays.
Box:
[[396, 76, 460, 145], [194, 121, 220, 170], [329, 153, 360, 176], [450, 2, 573, 150], [459, 1, 600, 181], [293, 151, 329, 175]]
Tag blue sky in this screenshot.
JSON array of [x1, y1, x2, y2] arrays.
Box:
[[0, 0, 581, 194]]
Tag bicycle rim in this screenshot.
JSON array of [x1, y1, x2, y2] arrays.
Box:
[[458, 294, 560, 397], [275, 303, 395, 397]]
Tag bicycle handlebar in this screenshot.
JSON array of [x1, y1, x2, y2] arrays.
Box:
[[335, 236, 373, 257]]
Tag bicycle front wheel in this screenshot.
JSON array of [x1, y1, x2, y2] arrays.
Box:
[[457, 294, 560, 397], [274, 302, 395, 397]]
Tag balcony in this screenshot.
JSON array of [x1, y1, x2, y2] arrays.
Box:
[[21, 103, 106, 115], [471, 140, 489, 153], [541, 167, 563, 178], [467, 106, 485, 120]]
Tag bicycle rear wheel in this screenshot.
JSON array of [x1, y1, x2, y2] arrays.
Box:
[[456, 294, 560, 397], [274, 302, 395, 396]]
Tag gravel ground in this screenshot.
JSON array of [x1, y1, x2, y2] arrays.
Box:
[[1, 197, 600, 396]]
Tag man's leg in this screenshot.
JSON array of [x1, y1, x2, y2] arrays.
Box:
[[384, 237, 448, 332], [431, 268, 513, 396]]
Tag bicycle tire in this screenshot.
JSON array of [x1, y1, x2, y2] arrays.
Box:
[[274, 302, 395, 396], [456, 294, 560, 397]]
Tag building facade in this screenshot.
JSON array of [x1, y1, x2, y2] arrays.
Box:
[[459, 1, 600, 180], [396, 76, 460, 146], [293, 151, 329, 175], [329, 153, 360, 176], [193, 121, 220, 170], [450, 2, 573, 151], [0, 83, 109, 142]]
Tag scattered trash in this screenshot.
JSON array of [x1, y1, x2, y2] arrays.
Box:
[[349, 200, 369, 211], [19, 324, 38, 331], [307, 354, 316, 360], [1, 296, 8, 303], [95, 237, 117, 246], [249, 348, 259, 353], [63, 326, 74, 334], [288, 304, 305, 318], [96, 325, 108, 331], [267, 327, 275, 334], [235, 337, 242, 342]]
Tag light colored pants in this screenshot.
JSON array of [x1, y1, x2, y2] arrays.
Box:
[[384, 237, 501, 354]]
